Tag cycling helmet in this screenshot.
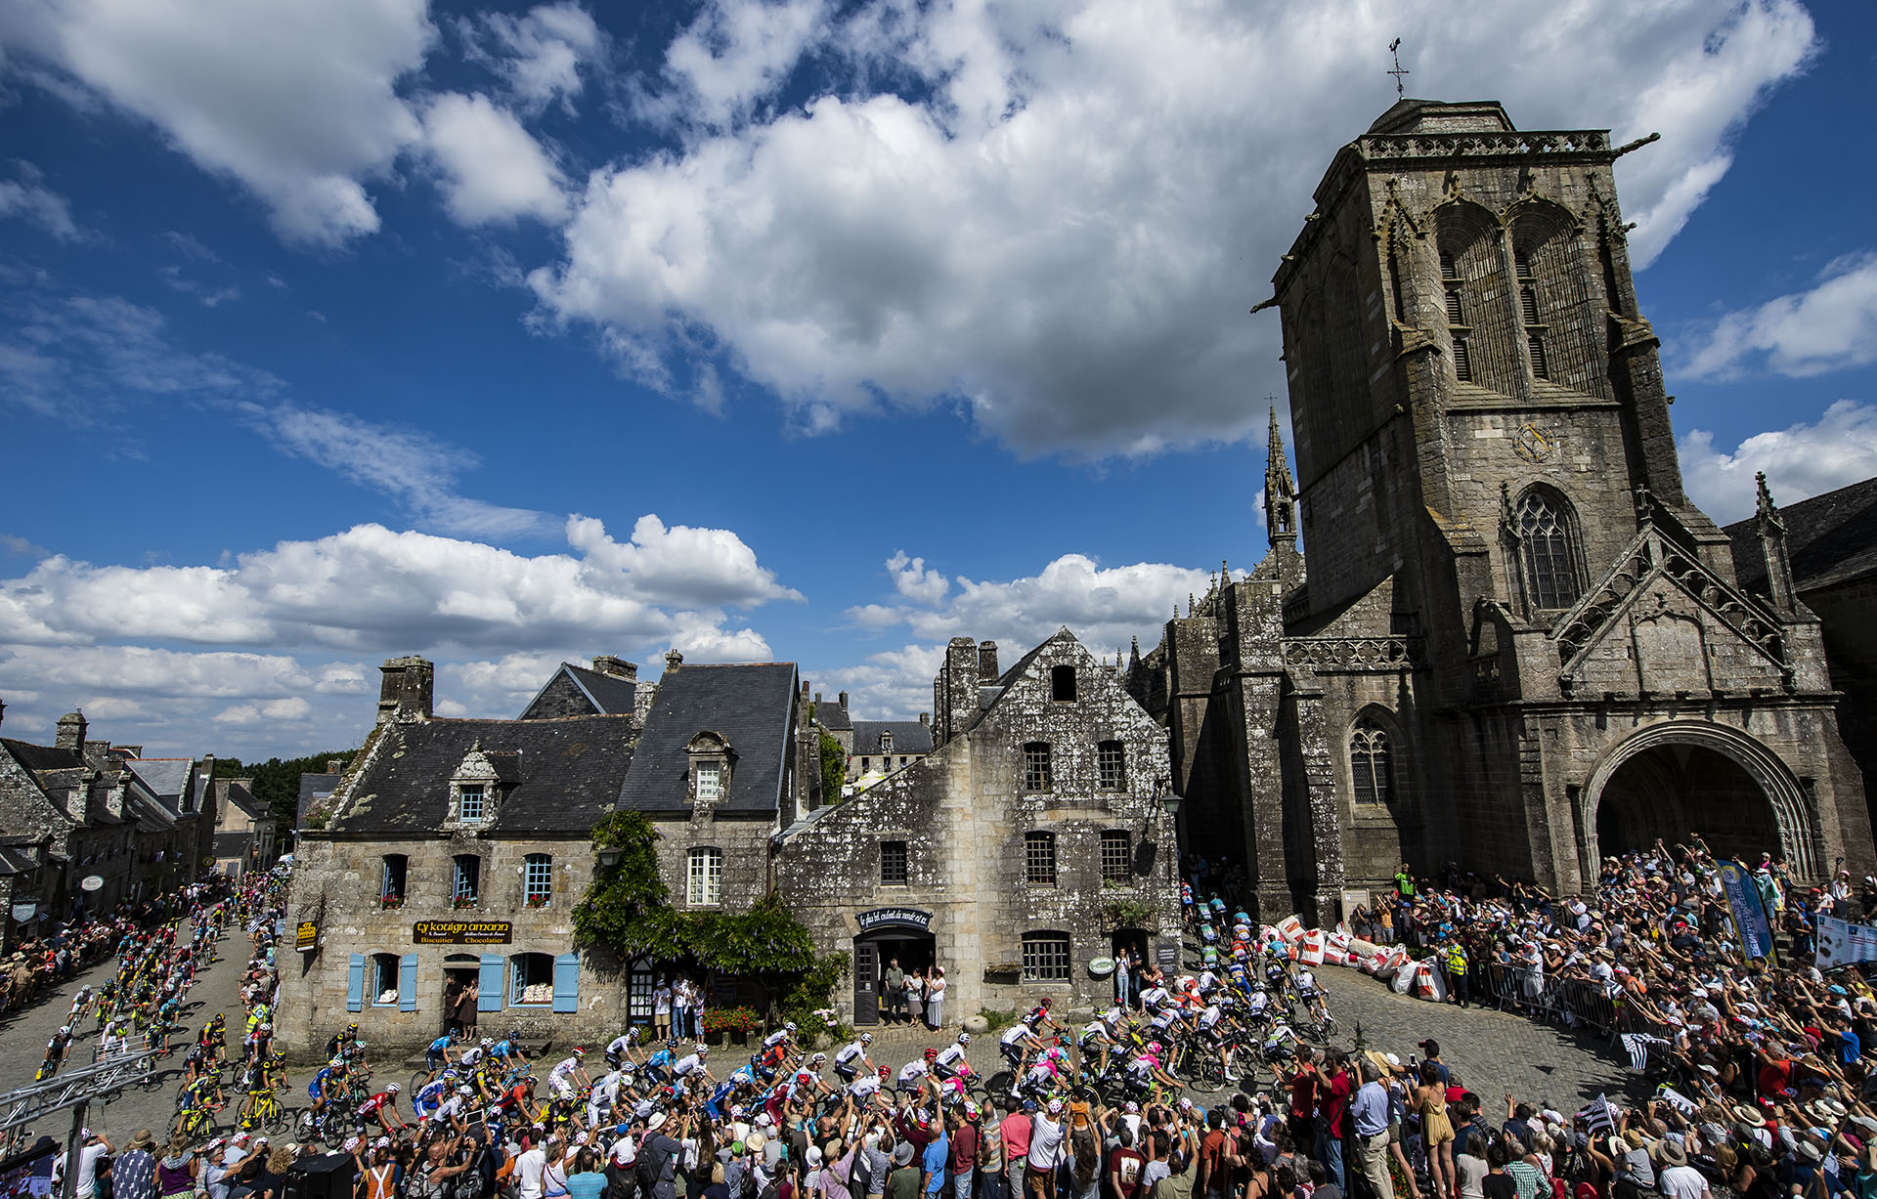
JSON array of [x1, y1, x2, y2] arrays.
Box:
[[859, 1032, 872, 1045], [924, 1048, 939, 1062], [387, 1082, 401, 1093], [785, 1022, 797, 1033], [330, 1057, 346, 1069], [811, 1052, 827, 1064], [480, 1037, 493, 1048], [1147, 1042, 1163, 1054], [878, 1065, 892, 1079], [956, 1032, 970, 1044], [348, 1022, 359, 1031], [59, 1025, 71, 1035], [696, 1045, 708, 1056], [667, 1037, 680, 1049], [572, 1046, 587, 1058], [457, 1085, 474, 1096]]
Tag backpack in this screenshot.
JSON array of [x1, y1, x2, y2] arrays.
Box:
[[636, 1138, 668, 1192]]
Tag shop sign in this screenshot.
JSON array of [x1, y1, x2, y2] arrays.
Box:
[[295, 920, 319, 952], [1155, 942, 1178, 970], [856, 906, 933, 933], [413, 919, 513, 945], [10, 902, 36, 923]]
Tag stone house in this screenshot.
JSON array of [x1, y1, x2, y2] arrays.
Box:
[[844, 719, 934, 787], [279, 652, 818, 1056], [776, 630, 1182, 1025], [210, 778, 279, 877], [1131, 98, 1872, 921], [0, 704, 214, 938], [277, 657, 637, 1058]]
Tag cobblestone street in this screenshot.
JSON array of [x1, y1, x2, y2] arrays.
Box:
[[1317, 965, 1636, 1107]]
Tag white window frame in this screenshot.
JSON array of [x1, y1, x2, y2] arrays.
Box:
[[695, 763, 722, 803], [687, 847, 723, 906]]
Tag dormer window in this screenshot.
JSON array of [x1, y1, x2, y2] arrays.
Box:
[[879, 731, 893, 753], [457, 784, 486, 824], [685, 731, 734, 807]]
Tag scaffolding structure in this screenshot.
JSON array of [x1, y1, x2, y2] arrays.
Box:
[[0, 1047, 162, 1199]]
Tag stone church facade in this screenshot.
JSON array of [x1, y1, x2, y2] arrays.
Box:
[[1132, 98, 1874, 923]]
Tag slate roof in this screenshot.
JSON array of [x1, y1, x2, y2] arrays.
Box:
[[214, 831, 256, 859], [0, 846, 35, 876], [218, 780, 266, 821], [297, 772, 340, 815], [560, 664, 642, 715], [812, 697, 851, 731], [1727, 477, 1877, 595], [619, 663, 797, 814], [127, 759, 192, 802], [0, 739, 83, 773], [851, 720, 934, 756], [328, 715, 634, 836]]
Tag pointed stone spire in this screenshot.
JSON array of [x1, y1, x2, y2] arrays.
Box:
[[1129, 635, 1141, 669], [1264, 404, 1298, 552], [1753, 471, 1797, 613]]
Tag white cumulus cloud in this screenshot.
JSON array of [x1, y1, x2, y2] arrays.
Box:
[[531, 0, 1816, 459], [461, 2, 604, 115], [885, 551, 948, 604], [0, 0, 433, 245], [1679, 253, 1877, 381], [1680, 400, 1877, 523], [419, 92, 568, 226]]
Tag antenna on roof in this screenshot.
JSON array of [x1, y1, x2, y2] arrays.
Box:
[[1387, 38, 1410, 100]]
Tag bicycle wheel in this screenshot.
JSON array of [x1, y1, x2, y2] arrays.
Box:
[[1185, 1056, 1225, 1094], [409, 1070, 432, 1098], [263, 1099, 293, 1136]]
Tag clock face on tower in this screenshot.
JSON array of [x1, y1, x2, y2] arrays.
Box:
[[1513, 423, 1556, 464]]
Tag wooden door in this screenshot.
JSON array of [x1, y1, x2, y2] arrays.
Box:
[[854, 941, 878, 1025]]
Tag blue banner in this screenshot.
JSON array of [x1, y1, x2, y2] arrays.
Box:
[[1718, 859, 1775, 960]]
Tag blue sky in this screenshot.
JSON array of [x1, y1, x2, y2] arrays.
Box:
[[2, 0, 1875, 760]]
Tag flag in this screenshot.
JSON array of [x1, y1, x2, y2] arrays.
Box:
[[1718, 860, 1775, 960], [1577, 1094, 1616, 1133], [1621, 1034, 1667, 1072]]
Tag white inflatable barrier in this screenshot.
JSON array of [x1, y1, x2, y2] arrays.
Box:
[[1299, 930, 1326, 965], [1256, 919, 1450, 1004]]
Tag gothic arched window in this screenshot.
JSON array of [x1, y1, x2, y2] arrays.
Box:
[[1515, 486, 1587, 610], [1350, 719, 1393, 806]]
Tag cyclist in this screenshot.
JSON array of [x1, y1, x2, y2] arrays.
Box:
[[1122, 1042, 1181, 1099], [670, 1043, 714, 1088], [933, 1032, 970, 1083], [36, 1026, 75, 1081], [425, 1031, 456, 1075], [306, 1056, 346, 1119], [897, 1050, 934, 1096], [641, 1040, 676, 1086], [548, 1048, 591, 1102], [832, 1032, 874, 1084], [1077, 1011, 1120, 1078], [604, 1028, 639, 1071], [1000, 1020, 1043, 1075], [356, 1082, 406, 1133]]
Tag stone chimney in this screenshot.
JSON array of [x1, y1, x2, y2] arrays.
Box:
[[377, 656, 435, 724], [937, 637, 979, 748], [592, 655, 638, 683], [978, 642, 1000, 682], [919, 712, 929, 726], [327, 758, 348, 774], [837, 691, 848, 711], [56, 710, 87, 751], [664, 649, 684, 675], [0, 697, 6, 730]]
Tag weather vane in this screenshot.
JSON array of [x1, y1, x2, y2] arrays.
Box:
[[1387, 38, 1410, 99]]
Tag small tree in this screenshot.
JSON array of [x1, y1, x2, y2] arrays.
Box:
[[819, 731, 847, 804], [573, 811, 848, 1023]]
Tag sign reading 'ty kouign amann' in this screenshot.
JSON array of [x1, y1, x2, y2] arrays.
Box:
[[412, 920, 514, 945]]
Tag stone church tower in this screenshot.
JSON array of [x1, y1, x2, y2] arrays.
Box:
[[1136, 99, 1873, 920]]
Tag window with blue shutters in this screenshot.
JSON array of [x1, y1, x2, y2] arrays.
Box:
[[346, 954, 365, 1012], [370, 953, 399, 1005], [552, 953, 580, 1013], [477, 954, 503, 1011], [510, 952, 554, 1005], [399, 954, 419, 1012]]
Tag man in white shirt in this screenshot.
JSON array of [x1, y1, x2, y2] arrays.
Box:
[[73, 1132, 111, 1199], [1656, 1141, 1709, 1199], [514, 1139, 549, 1199]]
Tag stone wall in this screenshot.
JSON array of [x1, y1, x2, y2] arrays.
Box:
[[522, 673, 597, 719], [277, 832, 626, 1059], [646, 809, 776, 912], [776, 633, 1181, 1022]]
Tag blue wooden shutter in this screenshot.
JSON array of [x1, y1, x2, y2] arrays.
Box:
[[346, 954, 365, 1012], [399, 954, 419, 1012], [479, 954, 504, 1011], [552, 953, 580, 1013]]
